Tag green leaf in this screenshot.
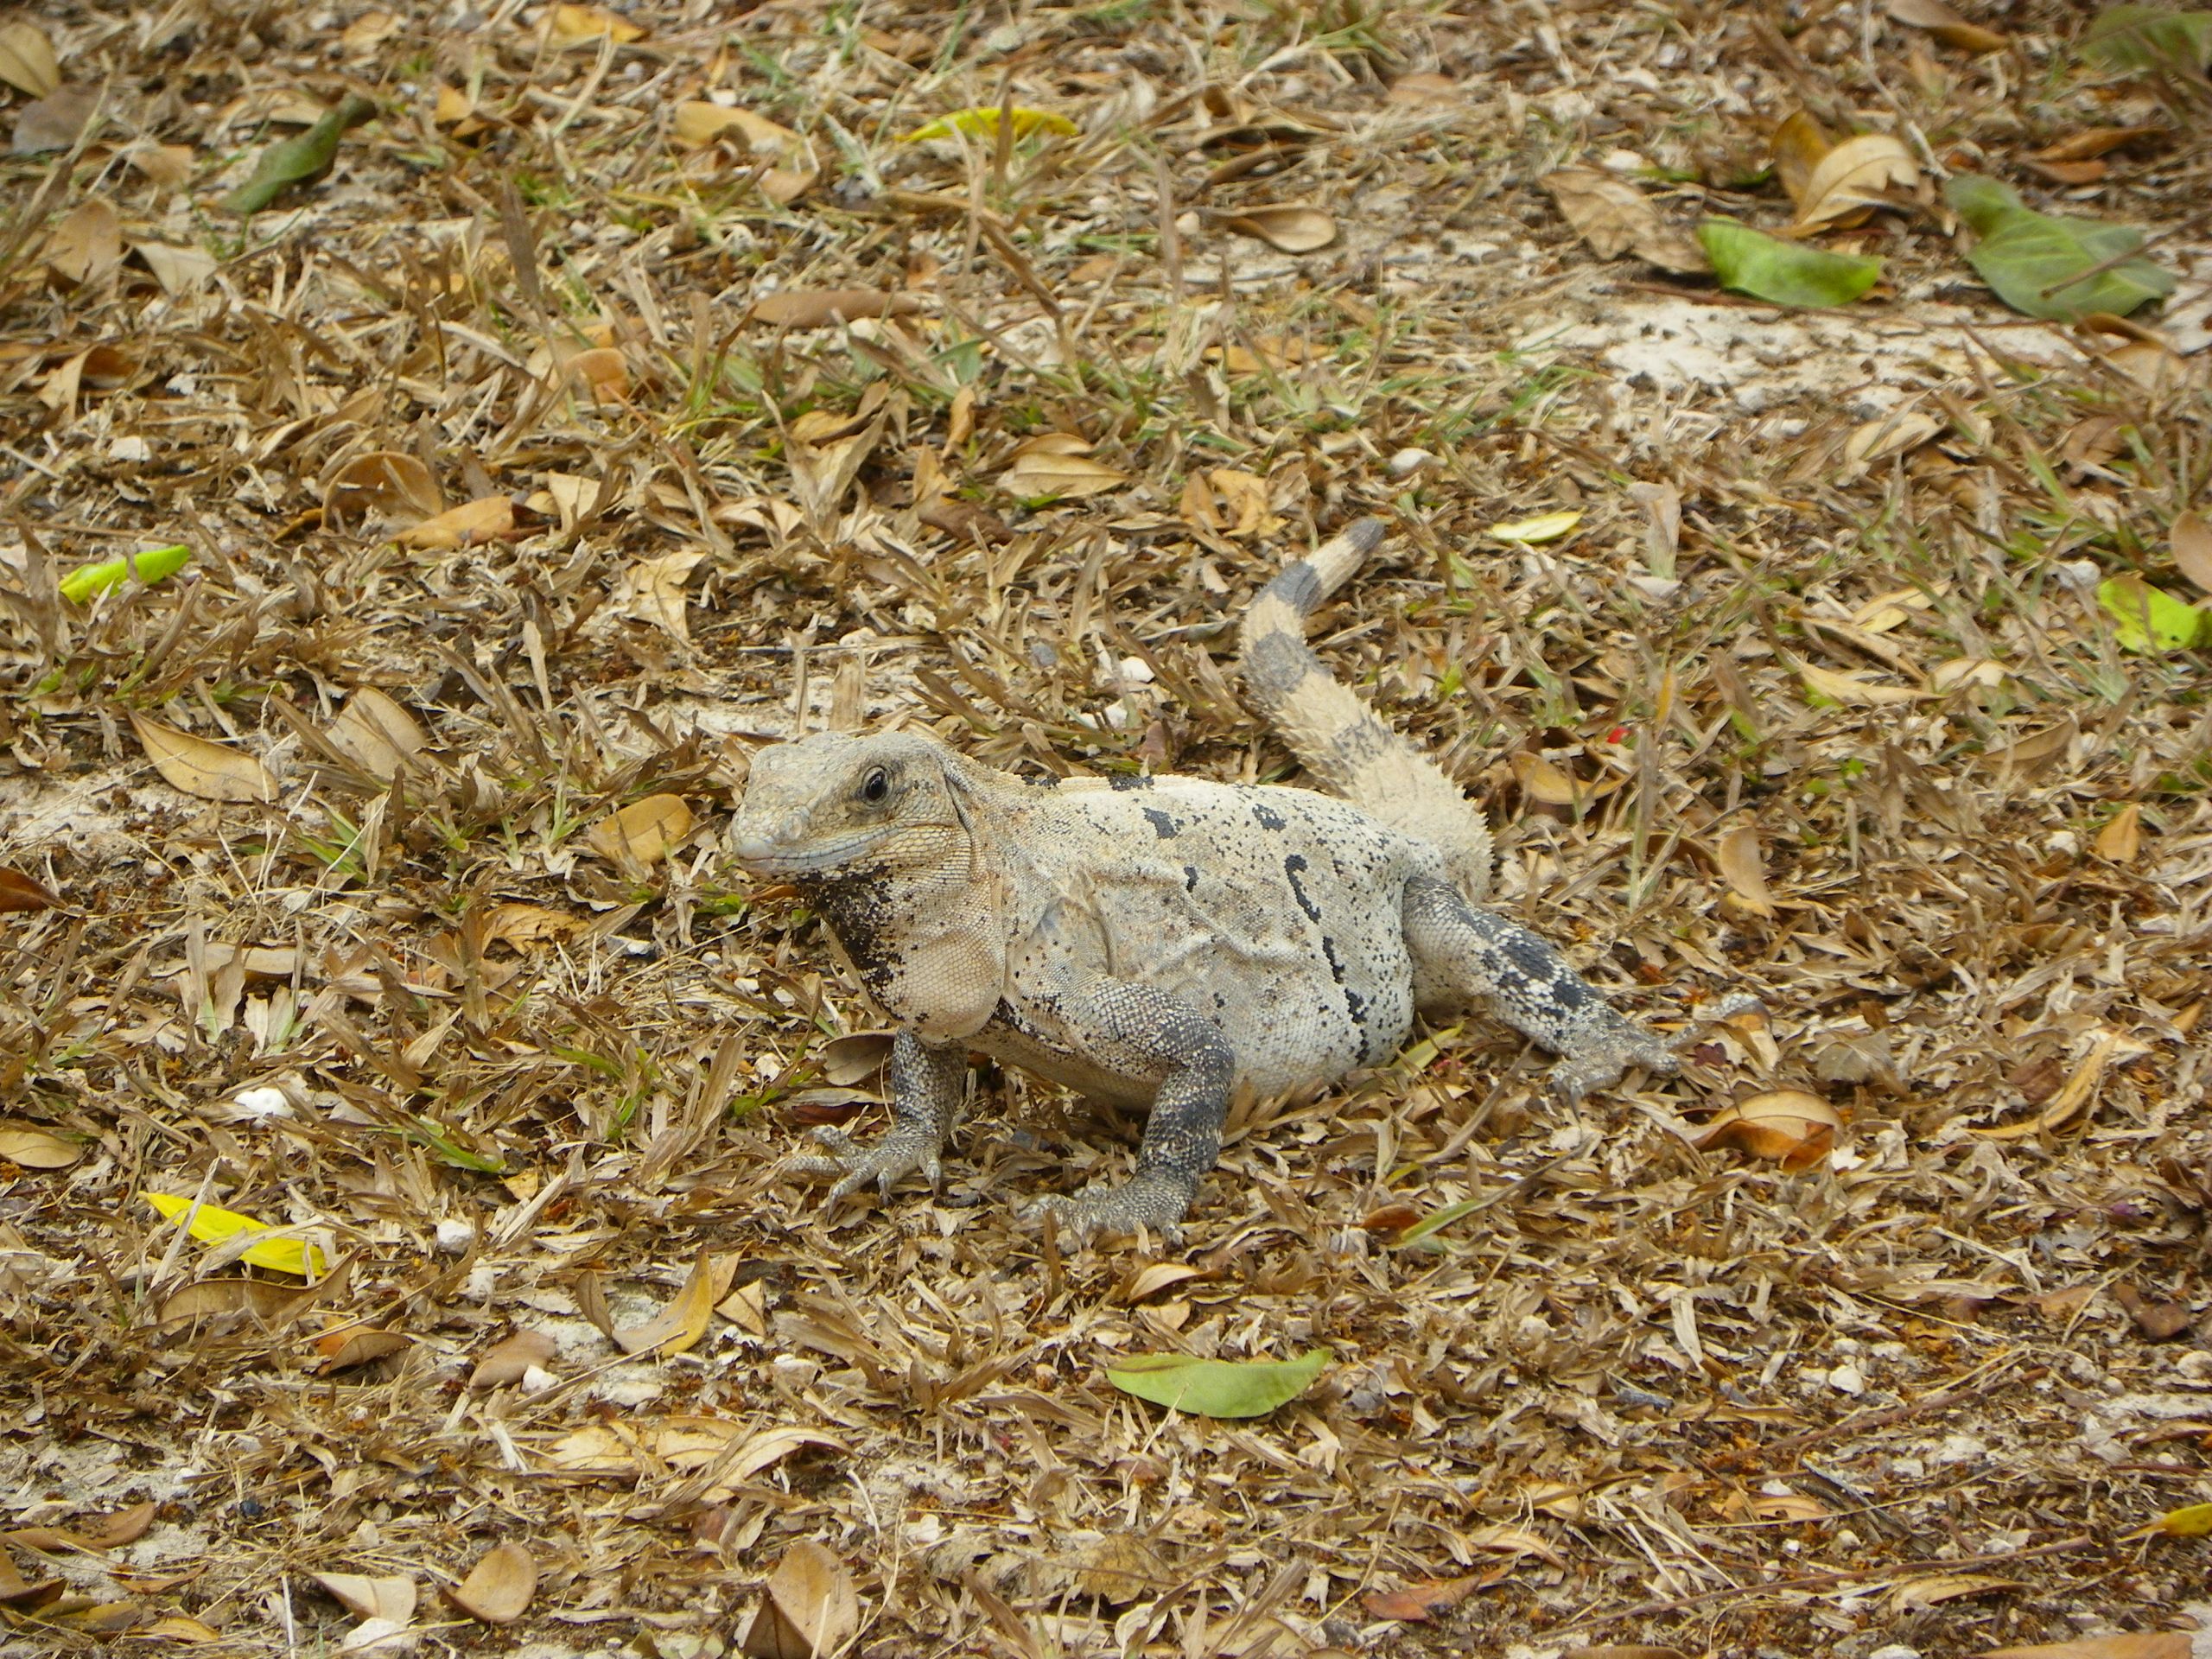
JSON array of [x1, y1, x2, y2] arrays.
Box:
[[1106, 1350, 1329, 1418], [2097, 575, 2208, 652], [1944, 174, 2176, 321], [1695, 219, 1882, 308], [57, 543, 191, 604], [223, 93, 378, 216], [2079, 4, 2212, 75]]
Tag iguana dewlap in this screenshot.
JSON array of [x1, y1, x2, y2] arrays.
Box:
[[729, 518, 1674, 1240]]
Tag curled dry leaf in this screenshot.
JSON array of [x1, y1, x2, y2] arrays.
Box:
[[1800, 662, 1925, 705], [741, 1540, 859, 1659], [586, 793, 693, 868], [611, 1249, 730, 1356], [14, 82, 99, 156], [469, 1327, 558, 1389], [816, 1031, 895, 1085], [0, 868, 60, 912], [1974, 1028, 2133, 1139], [448, 1543, 536, 1624], [1839, 408, 1942, 477], [1221, 204, 1338, 252], [1891, 1572, 2018, 1611], [129, 714, 277, 804], [44, 197, 121, 285], [327, 689, 427, 783], [1714, 824, 1776, 917], [1787, 133, 1910, 232], [1001, 448, 1127, 499], [1364, 1574, 1483, 1622], [751, 289, 924, 328], [311, 1573, 417, 1626], [612, 550, 706, 644], [1693, 1090, 1843, 1170], [395, 494, 514, 551], [674, 103, 817, 203], [324, 451, 441, 535], [1888, 0, 2009, 53], [2170, 509, 2212, 597]]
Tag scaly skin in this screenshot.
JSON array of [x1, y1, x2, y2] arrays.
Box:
[[731, 521, 1675, 1243]]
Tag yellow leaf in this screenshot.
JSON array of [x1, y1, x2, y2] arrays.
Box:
[[143, 1192, 326, 1278], [549, 3, 643, 43], [613, 1249, 728, 1356], [586, 793, 694, 868], [1487, 511, 1582, 543], [902, 106, 1077, 142], [2152, 1501, 2212, 1537]]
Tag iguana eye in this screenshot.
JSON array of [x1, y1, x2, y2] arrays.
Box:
[[860, 766, 890, 804]]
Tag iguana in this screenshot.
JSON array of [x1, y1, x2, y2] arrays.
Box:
[[729, 518, 1675, 1240]]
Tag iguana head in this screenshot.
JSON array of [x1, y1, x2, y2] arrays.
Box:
[[729, 729, 977, 880]]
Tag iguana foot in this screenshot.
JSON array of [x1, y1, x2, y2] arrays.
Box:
[[1023, 1171, 1195, 1245], [791, 1125, 944, 1207], [1542, 1016, 1680, 1105]]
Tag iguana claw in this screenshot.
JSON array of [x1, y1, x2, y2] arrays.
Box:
[[795, 1125, 944, 1208], [1022, 1173, 1192, 1246]]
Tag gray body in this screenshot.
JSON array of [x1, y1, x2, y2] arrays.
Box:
[[730, 520, 1674, 1241]]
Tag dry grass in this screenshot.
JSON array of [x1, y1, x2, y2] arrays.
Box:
[[1, 0, 2209, 1655]]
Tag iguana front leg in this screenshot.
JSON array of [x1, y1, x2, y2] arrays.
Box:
[[797, 1029, 966, 1206], [1023, 981, 1236, 1243], [1403, 875, 1675, 1101]]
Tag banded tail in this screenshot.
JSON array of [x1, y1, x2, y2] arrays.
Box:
[[1239, 518, 1494, 902]]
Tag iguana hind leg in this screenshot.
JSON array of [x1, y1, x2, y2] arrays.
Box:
[[1022, 980, 1235, 1243], [797, 1029, 965, 1205], [1402, 875, 1675, 1102]]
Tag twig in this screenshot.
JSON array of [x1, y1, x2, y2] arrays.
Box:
[[1558, 1534, 2099, 1632]]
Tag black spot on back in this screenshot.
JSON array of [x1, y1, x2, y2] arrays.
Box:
[[1109, 772, 1154, 791], [1319, 935, 1346, 983], [1183, 864, 1200, 893], [1283, 853, 1322, 922], [1144, 807, 1180, 839], [1251, 800, 1286, 832]]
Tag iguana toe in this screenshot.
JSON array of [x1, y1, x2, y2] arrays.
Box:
[[1023, 1172, 1193, 1245], [802, 1126, 943, 1207]]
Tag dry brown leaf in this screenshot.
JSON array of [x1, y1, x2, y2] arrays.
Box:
[[2170, 509, 2212, 596], [1564, 1649, 1691, 1659], [310, 1574, 416, 1626], [1001, 450, 1127, 499], [751, 289, 924, 328], [741, 1540, 859, 1659], [2111, 1281, 2193, 1340], [129, 240, 219, 296], [1980, 1637, 2191, 1659], [1221, 204, 1338, 252], [325, 452, 441, 534], [469, 1328, 558, 1389], [0, 868, 60, 912], [2031, 126, 2163, 163], [1800, 662, 1925, 705], [549, 3, 643, 44], [87, 1503, 158, 1548], [1891, 1572, 2017, 1611], [158, 1279, 301, 1324], [0, 1128, 81, 1168], [142, 1616, 223, 1642], [1714, 824, 1776, 917], [1974, 1029, 2128, 1140], [395, 494, 515, 550], [44, 197, 121, 286], [130, 715, 276, 804], [1388, 72, 1459, 105], [1694, 1090, 1843, 1169], [586, 793, 694, 868], [612, 1249, 727, 1356], [1888, 0, 2009, 54], [817, 1032, 894, 1085], [2094, 803, 2142, 863], [327, 688, 427, 782], [482, 904, 582, 950], [313, 1326, 409, 1373], [1119, 1262, 1208, 1304], [1363, 1574, 1484, 1622], [0, 21, 61, 98], [612, 550, 706, 643], [13, 83, 98, 155], [1840, 408, 1942, 476], [1791, 133, 1917, 232], [448, 1543, 536, 1624], [1511, 752, 1624, 806], [1770, 110, 1833, 207]]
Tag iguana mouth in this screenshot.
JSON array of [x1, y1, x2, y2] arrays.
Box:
[[729, 831, 889, 876]]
